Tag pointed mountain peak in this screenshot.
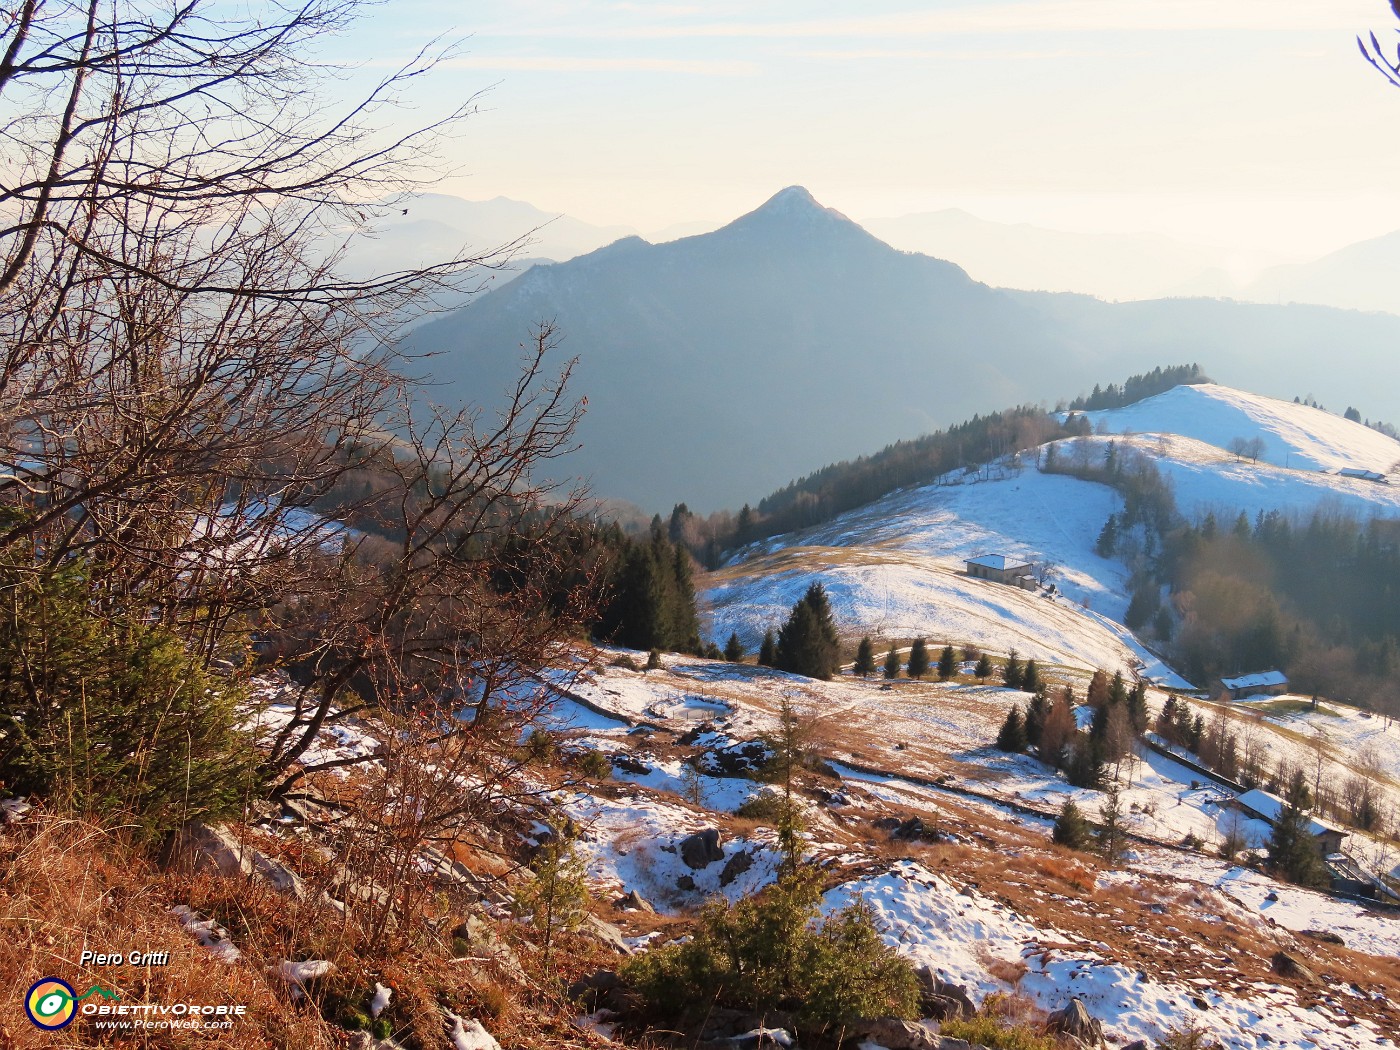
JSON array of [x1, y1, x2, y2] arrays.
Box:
[[752, 185, 847, 220], [717, 186, 878, 248]]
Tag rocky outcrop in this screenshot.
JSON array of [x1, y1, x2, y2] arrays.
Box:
[[850, 1017, 940, 1048], [1046, 998, 1104, 1048], [614, 889, 655, 913], [680, 828, 725, 869], [168, 822, 309, 899], [914, 967, 975, 1020], [719, 850, 754, 887], [581, 914, 636, 955], [1271, 950, 1316, 982]]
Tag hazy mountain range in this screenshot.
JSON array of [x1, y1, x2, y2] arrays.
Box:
[[401, 187, 1400, 512], [347, 192, 1400, 315]]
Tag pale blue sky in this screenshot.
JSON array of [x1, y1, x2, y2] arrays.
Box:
[[334, 0, 1400, 258]]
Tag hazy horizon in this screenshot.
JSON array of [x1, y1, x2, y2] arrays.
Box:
[[329, 0, 1400, 264]]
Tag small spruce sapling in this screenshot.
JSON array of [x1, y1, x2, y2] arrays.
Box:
[[906, 638, 930, 680], [1053, 798, 1092, 851], [758, 629, 777, 667], [938, 645, 957, 681], [724, 632, 745, 662], [515, 831, 591, 969], [1003, 649, 1024, 690], [853, 636, 877, 677], [883, 644, 901, 680], [996, 706, 1028, 753]]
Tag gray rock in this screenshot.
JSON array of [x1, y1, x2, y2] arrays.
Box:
[[611, 752, 651, 775], [677, 874, 696, 892], [1120, 1041, 1150, 1050], [566, 969, 622, 1011], [614, 889, 655, 913], [698, 1008, 795, 1042], [934, 1039, 976, 1050], [1046, 998, 1103, 1048], [853, 1017, 940, 1049], [581, 914, 635, 955], [921, 994, 967, 1023], [452, 914, 523, 974], [914, 969, 974, 1019], [719, 850, 754, 887], [680, 828, 725, 869], [170, 822, 308, 899], [1271, 950, 1316, 982]]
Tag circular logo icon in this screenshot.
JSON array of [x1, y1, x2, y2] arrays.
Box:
[[25, 978, 77, 1030]]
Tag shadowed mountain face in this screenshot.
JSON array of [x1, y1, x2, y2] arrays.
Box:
[[405, 187, 1400, 513]]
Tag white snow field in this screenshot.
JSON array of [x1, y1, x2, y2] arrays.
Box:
[[702, 468, 1187, 681], [702, 385, 1400, 692], [1080, 383, 1400, 477]]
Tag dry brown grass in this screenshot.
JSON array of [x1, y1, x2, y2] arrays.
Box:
[[0, 808, 626, 1050], [0, 816, 338, 1049]]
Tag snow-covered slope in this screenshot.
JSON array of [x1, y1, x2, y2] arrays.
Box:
[[1063, 431, 1400, 521], [702, 467, 1186, 682], [1080, 384, 1400, 476], [702, 384, 1400, 689], [545, 649, 1400, 1050]]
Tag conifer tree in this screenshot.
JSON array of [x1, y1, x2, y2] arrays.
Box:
[[906, 638, 930, 679], [1095, 514, 1118, 557], [1003, 649, 1024, 690], [775, 583, 841, 680], [1086, 669, 1110, 709], [1125, 584, 1157, 631], [884, 644, 901, 680], [1127, 680, 1149, 734], [853, 636, 877, 677], [1156, 694, 1179, 739], [1097, 783, 1126, 863], [1109, 669, 1128, 707], [1066, 737, 1106, 790], [1053, 799, 1092, 850], [1039, 689, 1076, 767], [975, 653, 993, 681], [759, 629, 777, 667], [996, 706, 1028, 753], [736, 504, 755, 545], [725, 632, 745, 662], [671, 543, 702, 653], [1267, 771, 1328, 887], [1021, 658, 1042, 694], [1024, 690, 1049, 747], [938, 645, 957, 681]]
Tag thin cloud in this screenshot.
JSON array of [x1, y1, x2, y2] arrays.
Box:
[[436, 55, 758, 76], [793, 47, 1114, 61], [486, 1, 1381, 40]]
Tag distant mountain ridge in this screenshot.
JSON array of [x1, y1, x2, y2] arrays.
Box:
[[406, 187, 1400, 512]]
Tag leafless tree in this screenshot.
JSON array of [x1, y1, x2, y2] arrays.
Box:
[[0, 1, 603, 848], [256, 325, 603, 797], [1227, 436, 1266, 463], [0, 1, 534, 643]]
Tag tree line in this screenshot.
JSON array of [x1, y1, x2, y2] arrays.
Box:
[[1063, 364, 1210, 412]]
